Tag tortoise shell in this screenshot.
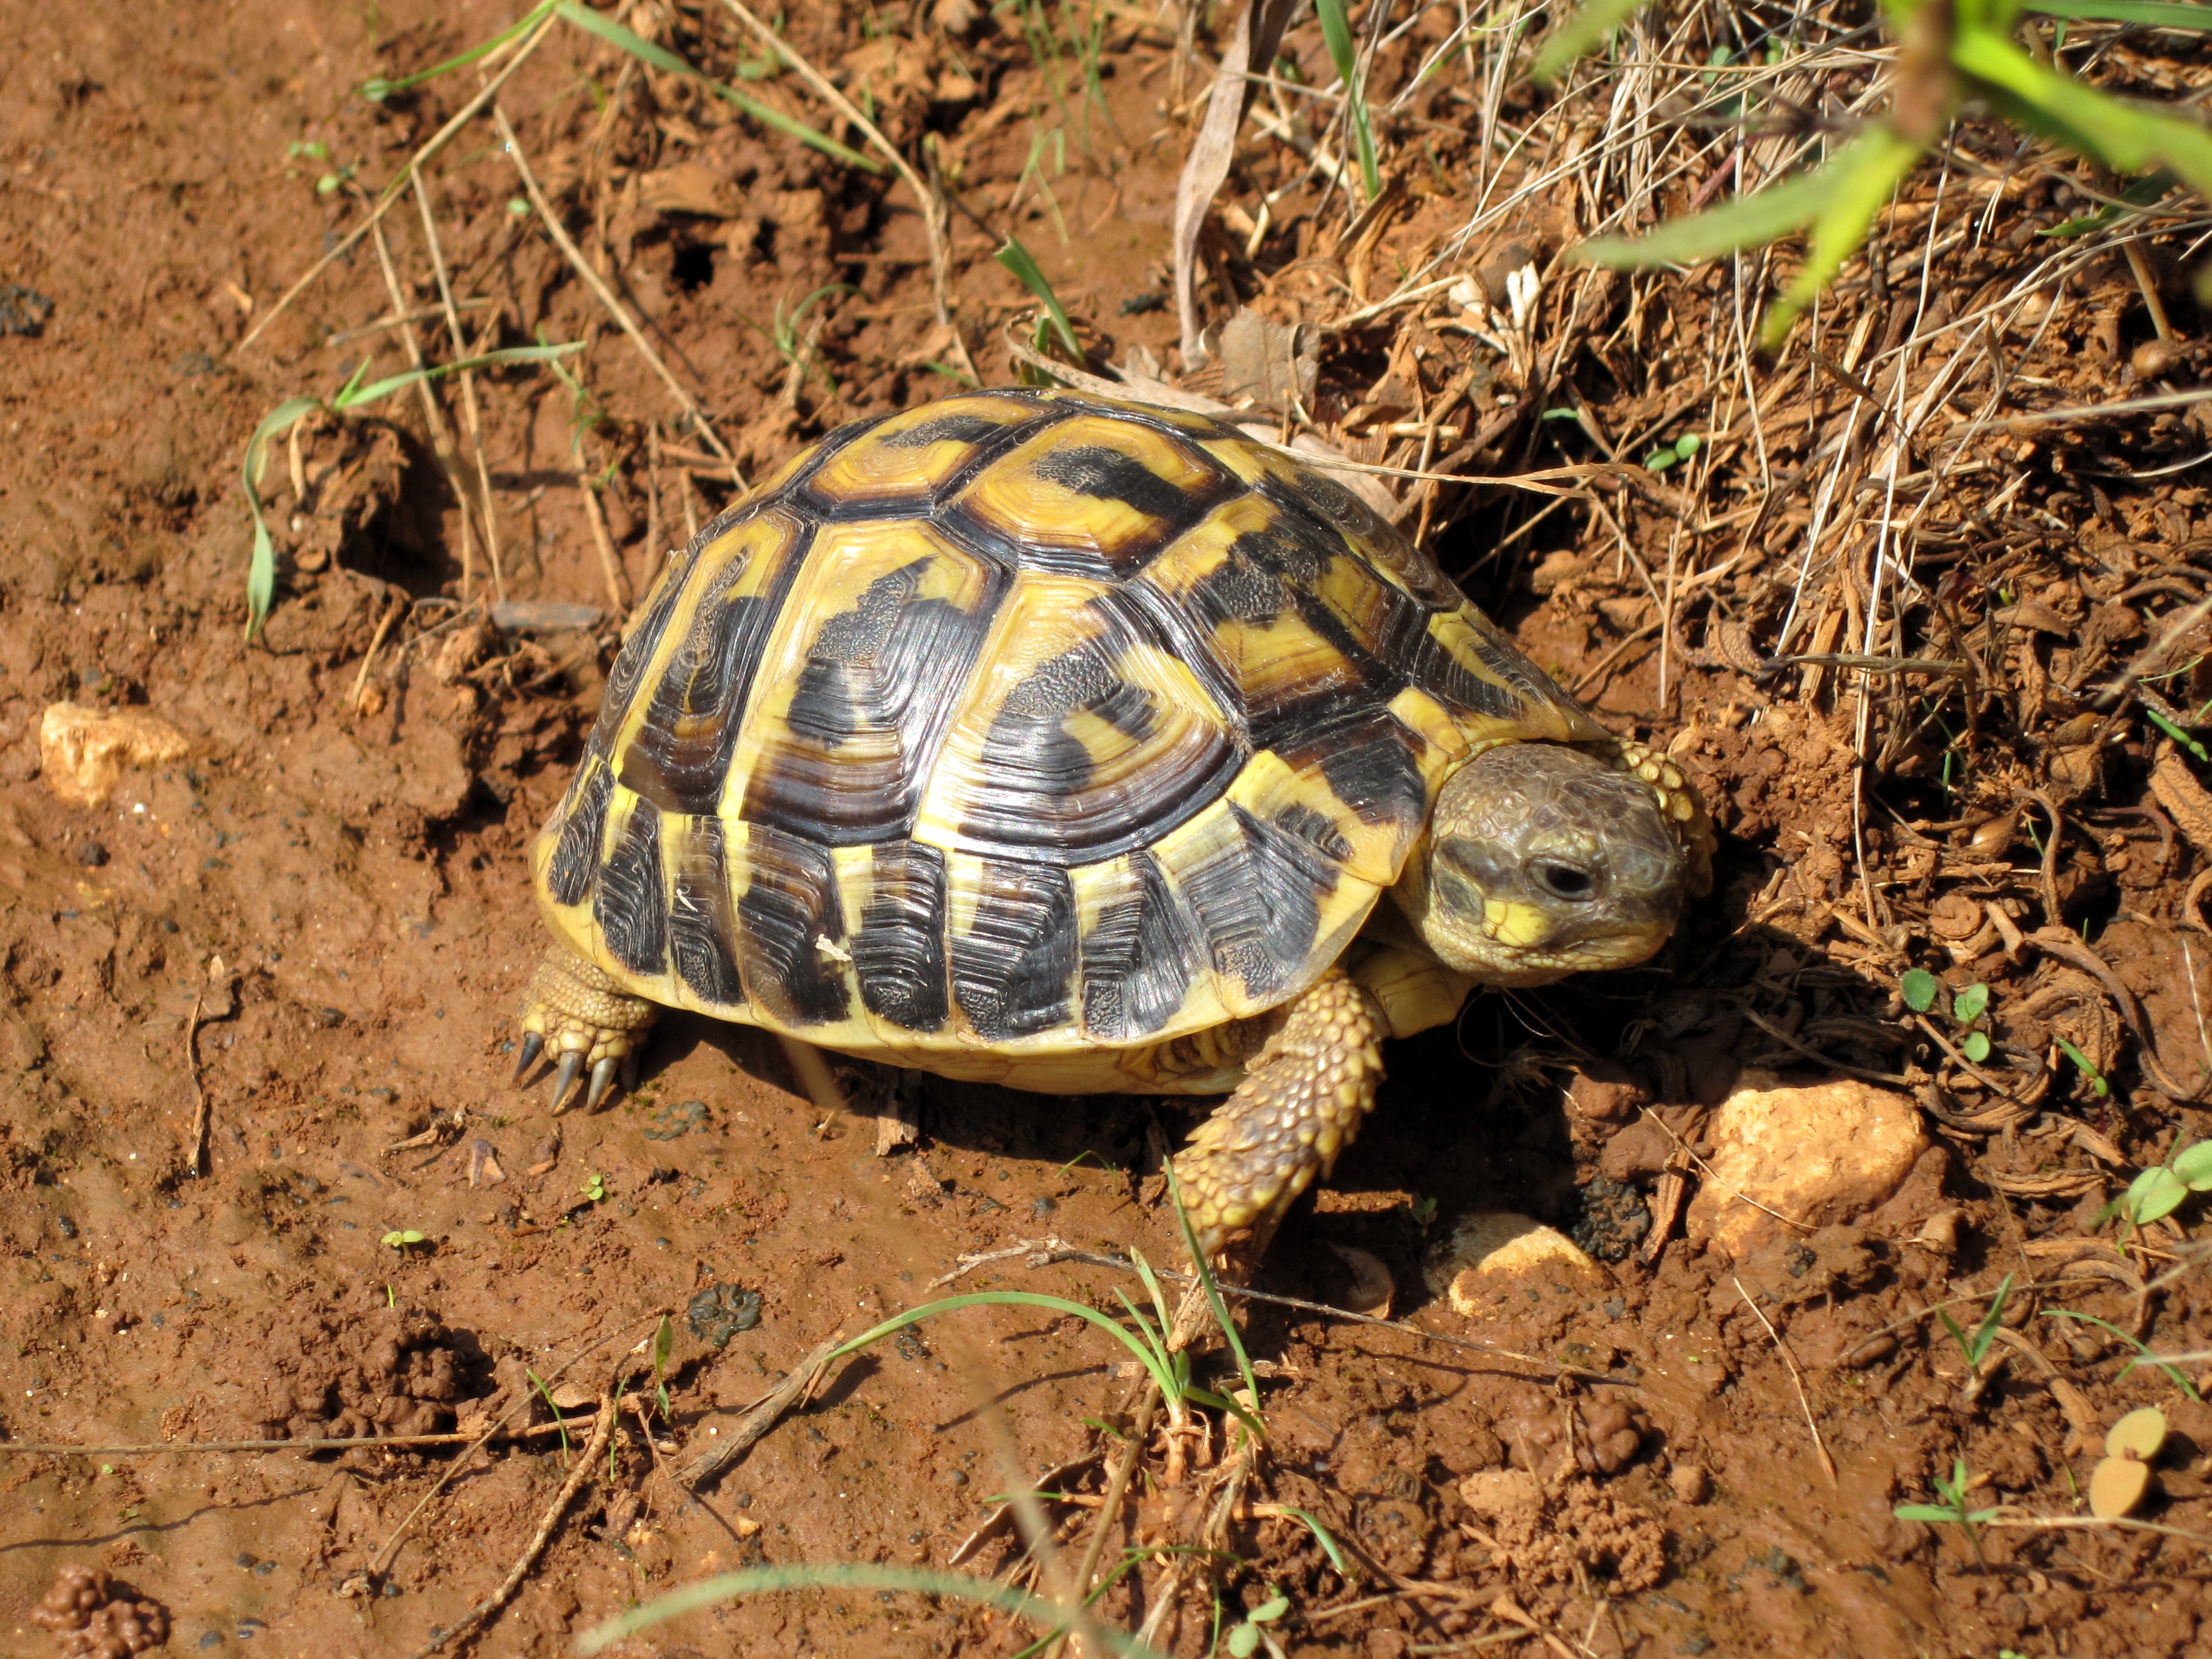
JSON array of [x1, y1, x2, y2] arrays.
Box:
[[532, 388, 1603, 1080]]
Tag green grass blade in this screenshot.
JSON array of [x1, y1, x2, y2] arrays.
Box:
[[1574, 160, 1841, 269], [361, 1, 556, 100], [526, 1368, 573, 1463], [1965, 1272, 2014, 1366], [996, 236, 1085, 361], [2025, 0, 2212, 28], [553, 0, 882, 174], [333, 343, 587, 411], [1532, 0, 1652, 83], [1312, 0, 1382, 196], [1762, 124, 1925, 345], [1268, 1506, 1352, 1574], [2042, 1310, 2205, 1399], [826, 1291, 1178, 1399], [556, 0, 694, 75], [1166, 1165, 1265, 1439], [240, 396, 325, 642], [1313, 0, 1360, 88], [577, 1563, 1170, 1656]]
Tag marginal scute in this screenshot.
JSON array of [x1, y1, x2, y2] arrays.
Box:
[[667, 815, 745, 1009], [1077, 849, 1205, 1040], [736, 823, 851, 1027], [594, 794, 668, 976], [853, 840, 950, 1032], [949, 854, 1079, 1039], [545, 758, 615, 909]]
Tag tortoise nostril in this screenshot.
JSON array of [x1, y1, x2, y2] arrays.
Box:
[[1537, 862, 1595, 900]]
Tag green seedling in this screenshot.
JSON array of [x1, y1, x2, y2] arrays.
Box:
[[528, 1368, 572, 1464], [241, 344, 582, 640], [651, 1313, 675, 1424], [1546, 0, 2212, 344], [582, 1172, 608, 1204], [2053, 1035, 2111, 1098], [1643, 433, 1702, 473], [1935, 1271, 2012, 1370], [1900, 970, 1995, 1063], [995, 235, 1084, 367], [2043, 1309, 2204, 1401], [2110, 1139, 2212, 1230], [380, 1229, 428, 1251], [1408, 1194, 1439, 1227], [1894, 1457, 1998, 1564], [1225, 1587, 1291, 1657]]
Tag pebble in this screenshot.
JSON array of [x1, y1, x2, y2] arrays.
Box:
[[1668, 1463, 1710, 1504], [1685, 1070, 1929, 1257], [1457, 1468, 1542, 1521], [38, 702, 191, 808], [1423, 1213, 1603, 1316]]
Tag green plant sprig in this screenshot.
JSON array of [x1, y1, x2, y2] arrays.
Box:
[[241, 344, 583, 640], [1552, 0, 2212, 344], [1895, 1457, 1998, 1565]]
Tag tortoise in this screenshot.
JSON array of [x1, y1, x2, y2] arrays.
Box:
[[516, 388, 1710, 1252]]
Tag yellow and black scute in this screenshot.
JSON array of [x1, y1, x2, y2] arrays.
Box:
[[530, 388, 1600, 1087]]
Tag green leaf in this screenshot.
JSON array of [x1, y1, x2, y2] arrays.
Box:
[[1674, 433, 1702, 457], [2129, 1165, 2191, 1225], [2142, 703, 2212, 762], [2054, 1034, 2111, 1096], [652, 1314, 675, 1385], [1313, 0, 1360, 89], [1250, 1595, 1290, 1623], [1953, 30, 2212, 201], [2025, 0, 2212, 29], [1953, 982, 1990, 1024], [2173, 1140, 2212, 1189], [556, 0, 692, 75], [1644, 447, 1679, 472], [1965, 1272, 2014, 1366], [1962, 1031, 1992, 1063], [1762, 124, 1926, 347], [239, 395, 325, 643], [995, 237, 1085, 363], [1574, 158, 1847, 270], [333, 343, 587, 411], [1900, 968, 1941, 1013], [1533, 0, 1653, 84], [1893, 1503, 1963, 1523], [1226, 1625, 1261, 1659]]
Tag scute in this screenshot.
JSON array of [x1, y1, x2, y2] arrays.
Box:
[[532, 387, 1603, 1067]]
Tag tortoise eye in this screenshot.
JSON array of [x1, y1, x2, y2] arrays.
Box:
[[1535, 862, 1596, 900]]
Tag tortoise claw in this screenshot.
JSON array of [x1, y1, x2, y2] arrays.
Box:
[[550, 1050, 585, 1112], [584, 1055, 617, 1112], [619, 1051, 639, 1091], [513, 1031, 545, 1084]]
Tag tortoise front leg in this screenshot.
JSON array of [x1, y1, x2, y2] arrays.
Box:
[[1171, 966, 1388, 1257], [516, 946, 658, 1112]]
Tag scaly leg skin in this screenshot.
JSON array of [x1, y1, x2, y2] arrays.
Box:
[[515, 946, 658, 1112], [1170, 966, 1388, 1260]]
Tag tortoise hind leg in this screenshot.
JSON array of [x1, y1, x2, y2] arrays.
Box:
[[518, 946, 658, 1112], [1170, 966, 1388, 1258]]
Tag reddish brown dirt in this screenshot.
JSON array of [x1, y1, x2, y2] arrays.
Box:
[[6, 3, 2212, 1658]]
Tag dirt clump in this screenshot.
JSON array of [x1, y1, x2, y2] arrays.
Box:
[[246, 1302, 494, 1444], [34, 1567, 168, 1657]]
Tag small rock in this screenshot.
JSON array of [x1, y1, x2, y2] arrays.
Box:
[[1323, 1243, 1395, 1318], [39, 703, 191, 808], [2134, 336, 2189, 382], [1685, 1071, 1929, 1257], [1424, 1212, 1604, 1316], [1457, 1468, 1542, 1522], [1668, 1463, 1710, 1504]]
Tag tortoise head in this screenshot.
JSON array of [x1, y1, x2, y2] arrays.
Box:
[[1395, 742, 1707, 987]]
